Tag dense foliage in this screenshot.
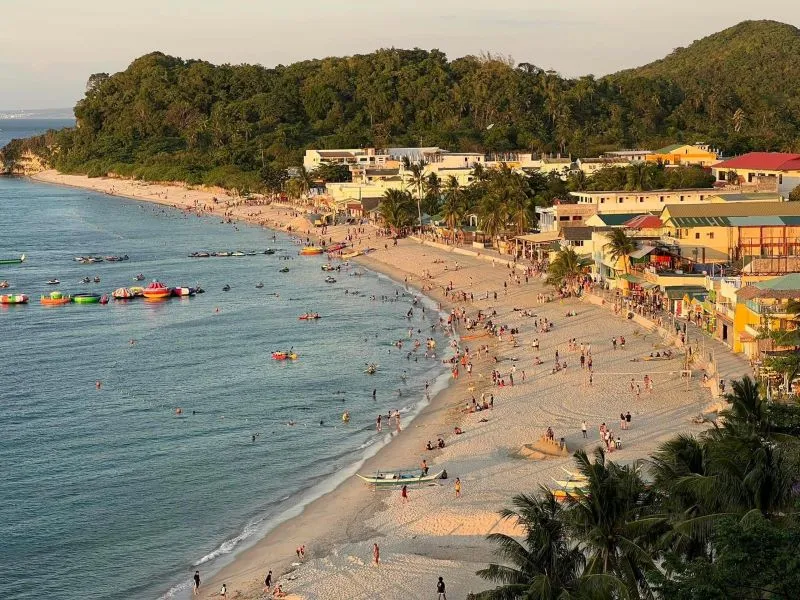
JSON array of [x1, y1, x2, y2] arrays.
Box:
[[476, 376, 800, 599], [3, 20, 800, 191]]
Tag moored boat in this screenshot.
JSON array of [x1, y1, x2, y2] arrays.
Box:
[[324, 276, 336, 283], [357, 469, 444, 487], [142, 281, 171, 300], [0, 293, 29, 304], [72, 293, 101, 304], [300, 246, 324, 256], [40, 291, 71, 306], [46, 279, 60, 285], [0, 254, 26, 265]]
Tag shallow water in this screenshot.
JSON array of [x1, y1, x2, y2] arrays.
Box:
[[0, 177, 448, 600]]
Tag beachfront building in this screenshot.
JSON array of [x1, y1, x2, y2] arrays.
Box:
[[711, 152, 800, 185], [645, 143, 720, 167], [303, 148, 392, 171], [733, 274, 800, 358], [570, 189, 781, 214], [659, 201, 800, 267]]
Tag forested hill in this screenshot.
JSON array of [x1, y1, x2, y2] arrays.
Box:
[[3, 20, 800, 191]]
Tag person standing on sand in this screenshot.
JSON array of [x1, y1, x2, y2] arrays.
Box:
[[193, 570, 200, 595], [401, 484, 409, 503], [581, 420, 587, 438], [437, 576, 447, 600], [264, 570, 272, 593], [377, 414, 382, 432], [219, 583, 227, 598], [373, 543, 380, 565], [455, 477, 462, 498]]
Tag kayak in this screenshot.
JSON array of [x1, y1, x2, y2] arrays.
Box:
[[0, 293, 29, 304], [272, 351, 299, 360], [298, 314, 321, 320], [300, 247, 324, 256]]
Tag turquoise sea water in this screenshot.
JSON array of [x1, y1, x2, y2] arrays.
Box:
[[1, 176, 449, 600]]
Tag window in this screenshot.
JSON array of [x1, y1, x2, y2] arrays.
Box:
[[700, 195, 704, 201], [708, 232, 715, 239], [618, 198, 623, 203], [695, 233, 700, 239], [600, 198, 605, 204], [680, 195, 685, 202], [639, 198, 644, 203], [660, 196, 664, 202], [572, 216, 582, 220], [559, 216, 570, 221]]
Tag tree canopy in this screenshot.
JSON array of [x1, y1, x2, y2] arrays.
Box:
[[3, 20, 800, 191]]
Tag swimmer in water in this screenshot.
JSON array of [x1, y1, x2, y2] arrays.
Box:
[[95, 380, 102, 389]]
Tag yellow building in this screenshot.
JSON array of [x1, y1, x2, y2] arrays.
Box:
[[733, 274, 800, 357], [646, 143, 719, 167], [659, 200, 800, 265], [710, 152, 800, 184]]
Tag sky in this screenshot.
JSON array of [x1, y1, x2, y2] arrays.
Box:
[[1, 0, 799, 110]]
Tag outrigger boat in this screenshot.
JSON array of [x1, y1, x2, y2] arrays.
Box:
[[0, 293, 29, 304], [0, 254, 25, 265], [357, 469, 444, 488], [549, 468, 589, 501]]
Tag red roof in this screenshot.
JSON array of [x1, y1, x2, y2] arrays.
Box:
[[624, 214, 663, 229], [714, 152, 800, 171]]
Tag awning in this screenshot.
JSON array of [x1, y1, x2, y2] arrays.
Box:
[[642, 282, 658, 290], [618, 273, 644, 283], [515, 232, 561, 245], [663, 286, 708, 300], [629, 246, 657, 259]]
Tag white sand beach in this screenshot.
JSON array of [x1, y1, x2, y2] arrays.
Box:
[[30, 170, 724, 600]]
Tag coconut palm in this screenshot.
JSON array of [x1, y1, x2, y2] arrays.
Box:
[[407, 161, 426, 228], [479, 193, 507, 248], [423, 172, 442, 215], [567, 449, 659, 599], [604, 229, 637, 276], [476, 490, 626, 600], [545, 248, 591, 288], [379, 189, 414, 233], [441, 176, 465, 242]]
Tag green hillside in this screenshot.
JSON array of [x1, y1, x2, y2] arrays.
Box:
[[2, 20, 800, 191]]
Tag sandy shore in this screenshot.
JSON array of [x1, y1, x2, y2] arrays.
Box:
[[30, 171, 720, 600]]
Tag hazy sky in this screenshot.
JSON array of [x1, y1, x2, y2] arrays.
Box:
[[1, 0, 798, 109]]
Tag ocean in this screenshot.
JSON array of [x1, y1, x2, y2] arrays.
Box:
[[0, 175, 450, 600], [0, 117, 76, 149]]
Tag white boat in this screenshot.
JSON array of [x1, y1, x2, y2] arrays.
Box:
[[357, 469, 444, 487]]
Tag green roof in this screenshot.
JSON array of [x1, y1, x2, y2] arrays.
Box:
[[653, 143, 685, 154], [754, 274, 800, 291], [595, 213, 646, 226], [618, 273, 644, 283]]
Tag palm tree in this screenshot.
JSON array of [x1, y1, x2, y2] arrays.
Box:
[[423, 172, 442, 215], [626, 162, 655, 191], [479, 193, 506, 248], [379, 189, 414, 233], [567, 449, 658, 599], [476, 491, 625, 600], [545, 248, 591, 288], [441, 176, 465, 243], [407, 161, 426, 229], [604, 229, 637, 277]]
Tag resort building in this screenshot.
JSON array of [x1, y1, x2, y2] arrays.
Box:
[[602, 150, 653, 163], [659, 201, 800, 267], [570, 189, 782, 214], [645, 143, 720, 167], [574, 157, 631, 175], [733, 274, 800, 357], [303, 148, 392, 171], [710, 152, 800, 185]]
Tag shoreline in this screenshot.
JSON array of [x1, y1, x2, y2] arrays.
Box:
[[27, 170, 729, 600]]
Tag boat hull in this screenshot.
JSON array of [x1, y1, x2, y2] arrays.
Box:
[[357, 470, 443, 487]]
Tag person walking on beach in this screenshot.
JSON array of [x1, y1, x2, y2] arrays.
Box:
[[421, 458, 429, 476], [437, 576, 447, 600], [581, 420, 587, 438], [264, 570, 272, 593], [454, 477, 462, 498], [193, 570, 200, 596], [377, 414, 382, 432], [373, 543, 380, 565], [219, 583, 227, 598], [401, 484, 409, 503]]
